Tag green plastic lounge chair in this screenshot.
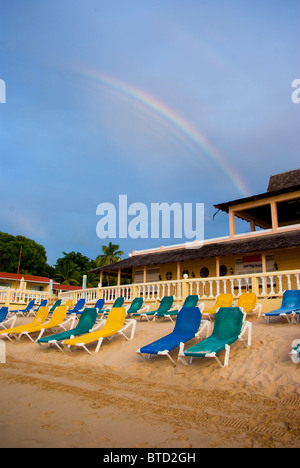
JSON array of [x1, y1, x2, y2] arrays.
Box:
[[99, 297, 125, 316], [290, 339, 300, 363], [290, 338, 300, 363], [178, 307, 252, 368], [132, 296, 174, 322], [153, 295, 200, 322], [37, 307, 98, 351], [49, 299, 62, 313], [126, 297, 145, 315], [262, 290, 300, 324]]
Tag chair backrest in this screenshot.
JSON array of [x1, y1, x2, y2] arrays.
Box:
[[40, 300, 48, 307], [32, 307, 50, 326], [281, 290, 300, 309], [215, 294, 233, 309], [158, 296, 174, 312], [113, 297, 125, 308], [237, 293, 257, 313], [173, 306, 202, 336], [95, 299, 105, 310], [75, 308, 98, 333], [25, 300, 35, 310], [0, 307, 9, 322], [73, 298, 86, 311], [183, 295, 199, 308], [50, 299, 62, 312], [64, 299, 73, 309], [104, 307, 127, 332], [212, 307, 244, 341], [128, 297, 143, 313], [46, 305, 68, 327]]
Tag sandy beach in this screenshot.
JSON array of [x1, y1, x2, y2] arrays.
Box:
[[0, 314, 300, 448]]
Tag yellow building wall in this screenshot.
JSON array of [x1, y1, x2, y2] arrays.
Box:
[[132, 246, 300, 282]]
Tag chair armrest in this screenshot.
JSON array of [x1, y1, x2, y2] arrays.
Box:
[[0, 316, 17, 329], [239, 321, 252, 347], [253, 303, 262, 317], [196, 319, 212, 338], [119, 319, 137, 340]]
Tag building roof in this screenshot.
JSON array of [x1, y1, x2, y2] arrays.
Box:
[[214, 169, 300, 214], [0, 272, 56, 284], [0, 272, 82, 290], [90, 230, 300, 275]]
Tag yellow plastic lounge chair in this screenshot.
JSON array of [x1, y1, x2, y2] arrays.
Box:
[[17, 305, 69, 342], [200, 293, 233, 321], [178, 307, 252, 368], [0, 306, 50, 342], [63, 299, 73, 310], [235, 293, 262, 318], [62, 307, 136, 355]]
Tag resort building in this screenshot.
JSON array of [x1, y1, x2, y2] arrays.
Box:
[[0, 272, 81, 309], [87, 169, 300, 314]]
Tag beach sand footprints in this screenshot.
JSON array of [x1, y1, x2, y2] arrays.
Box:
[[0, 341, 6, 363]]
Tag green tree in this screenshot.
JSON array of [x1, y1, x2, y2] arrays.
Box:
[[0, 232, 48, 276], [95, 242, 124, 286], [54, 251, 98, 287], [54, 261, 82, 286]]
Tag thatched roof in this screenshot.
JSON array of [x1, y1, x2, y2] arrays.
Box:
[[214, 168, 300, 214], [90, 230, 300, 275], [268, 169, 300, 192]]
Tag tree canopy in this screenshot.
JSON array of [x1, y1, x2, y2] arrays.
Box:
[[0, 232, 125, 287], [0, 232, 48, 276]]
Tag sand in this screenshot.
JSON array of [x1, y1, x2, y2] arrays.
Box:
[[0, 314, 300, 448]]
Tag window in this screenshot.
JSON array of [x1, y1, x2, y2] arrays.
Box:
[[220, 265, 228, 276], [134, 270, 144, 283], [182, 270, 189, 278], [146, 268, 160, 283], [166, 272, 173, 281], [200, 267, 209, 278]]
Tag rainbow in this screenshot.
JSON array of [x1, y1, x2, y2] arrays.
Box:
[[78, 69, 251, 197]]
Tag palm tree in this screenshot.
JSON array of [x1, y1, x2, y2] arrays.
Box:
[[54, 261, 82, 286], [95, 242, 124, 286]]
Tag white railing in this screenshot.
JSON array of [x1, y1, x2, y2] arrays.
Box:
[[187, 270, 300, 299], [137, 280, 182, 301], [101, 285, 133, 302], [9, 290, 49, 304], [57, 269, 300, 307]]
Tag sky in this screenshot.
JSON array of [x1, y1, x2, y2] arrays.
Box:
[[0, 0, 299, 267]]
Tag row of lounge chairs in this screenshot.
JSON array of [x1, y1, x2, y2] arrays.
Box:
[[1, 290, 299, 365]]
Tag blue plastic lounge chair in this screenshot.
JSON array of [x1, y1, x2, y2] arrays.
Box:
[[66, 298, 86, 315], [154, 295, 199, 322], [28, 299, 48, 316], [178, 307, 252, 368], [94, 299, 105, 313], [37, 307, 98, 351], [133, 296, 174, 322], [10, 300, 35, 317], [99, 297, 125, 316], [136, 306, 210, 365], [0, 307, 16, 330], [262, 290, 300, 324]]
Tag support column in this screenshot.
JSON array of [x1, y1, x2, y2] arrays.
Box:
[[229, 208, 235, 238], [270, 201, 278, 232], [117, 268, 121, 286]]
